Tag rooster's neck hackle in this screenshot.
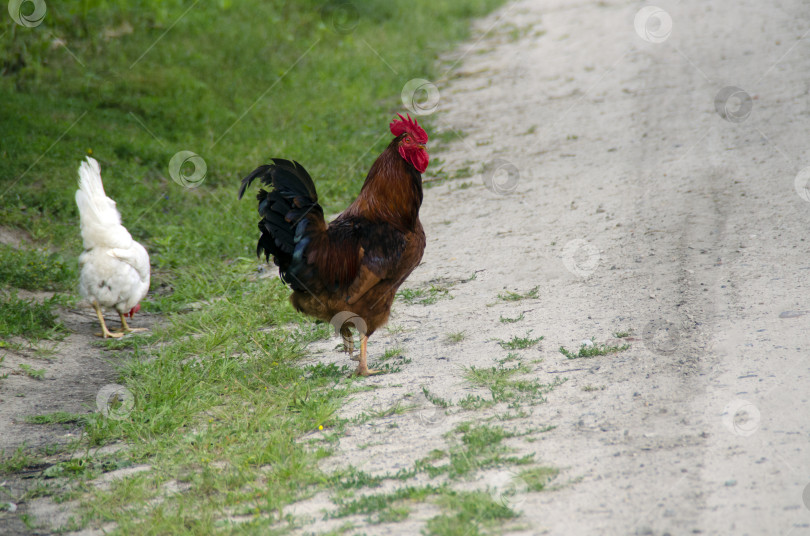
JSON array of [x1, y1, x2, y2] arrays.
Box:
[[347, 140, 423, 230]]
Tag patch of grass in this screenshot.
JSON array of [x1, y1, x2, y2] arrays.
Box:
[[18, 363, 46, 380], [331, 485, 442, 520], [425, 490, 518, 536], [559, 340, 630, 359], [25, 412, 89, 425], [465, 364, 565, 407], [379, 346, 406, 362], [417, 424, 533, 479], [582, 385, 606, 392], [496, 352, 520, 365], [422, 387, 451, 408], [495, 331, 543, 350], [397, 285, 452, 306], [0, 245, 75, 291], [452, 166, 474, 179], [0, 446, 43, 474], [445, 331, 466, 344], [0, 292, 66, 342], [457, 394, 496, 410], [499, 312, 524, 323], [497, 286, 539, 302], [518, 466, 559, 491]]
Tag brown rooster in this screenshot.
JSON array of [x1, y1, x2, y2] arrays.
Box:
[[238, 114, 429, 376]]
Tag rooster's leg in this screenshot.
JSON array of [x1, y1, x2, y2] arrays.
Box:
[[354, 335, 380, 377], [341, 325, 359, 361], [93, 302, 123, 339], [117, 312, 148, 334]]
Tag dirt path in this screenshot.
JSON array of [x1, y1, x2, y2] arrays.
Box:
[[299, 0, 810, 533]]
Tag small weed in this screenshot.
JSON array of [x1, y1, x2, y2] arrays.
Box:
[[331, 485, 442, 519], [559, 340, 630, 359], [0, 446, 42, 473], [499, 312, 524, 323], [457, 394, 496, 410], [19, 364, 46, 380], [445, 331, 466, 344], [498, 286, 539, 302], [518, 466, 559, 491], [453, 166, 474, 179], [495, 331, 543, 350], [465, 364, 565, 407], [397, 285, 451, 305], [582, 385, 606, 392], [496, 352, 520, 365], [25, 412, 88, 425], [422, 387, 451, 408], [426, 490, 518, 535], [379, 346, 406, 362]]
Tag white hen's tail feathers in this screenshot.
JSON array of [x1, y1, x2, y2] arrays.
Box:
[[75, 157, 133, 249]]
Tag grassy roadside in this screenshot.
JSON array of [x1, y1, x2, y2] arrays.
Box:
[[0, 1, 529, 533]]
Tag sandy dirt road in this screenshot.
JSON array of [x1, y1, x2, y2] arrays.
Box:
[[301, 0, 810, 534]]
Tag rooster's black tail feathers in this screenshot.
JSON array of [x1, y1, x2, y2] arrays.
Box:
[[239, 159, 324, 292]]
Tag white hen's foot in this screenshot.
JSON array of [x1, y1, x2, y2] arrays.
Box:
[[92, 302, 123, 338]]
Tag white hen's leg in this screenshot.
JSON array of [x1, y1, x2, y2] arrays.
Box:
[[93, 302, 122, 339], [117, 312, 147, 334]]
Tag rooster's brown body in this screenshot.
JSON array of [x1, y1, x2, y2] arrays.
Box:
[[239, 115, 429, 375]]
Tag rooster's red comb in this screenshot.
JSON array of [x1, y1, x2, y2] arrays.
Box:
[[389, 114, 428, 144]]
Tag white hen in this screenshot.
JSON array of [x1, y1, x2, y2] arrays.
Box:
[[75, 156, 150, 338]]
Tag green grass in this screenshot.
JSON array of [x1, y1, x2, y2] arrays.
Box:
[[497, 286, 539, 302], [18, 363, 46, 380], [0, 244, 75, 291], [499, 312, 524, 323], [25, 411, 89, 425], [559, 339, 630, 359], [0, 446, 43, 474], [518, 466, 558, 491], [0, 292, 66, 342], [425, 491, 518, 535], [397, 284, 452, 306], [445, 330, 466, 343], [0, 0, 512, 532], [465, 364, 565, 407], [495, 331, 543, 350]]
